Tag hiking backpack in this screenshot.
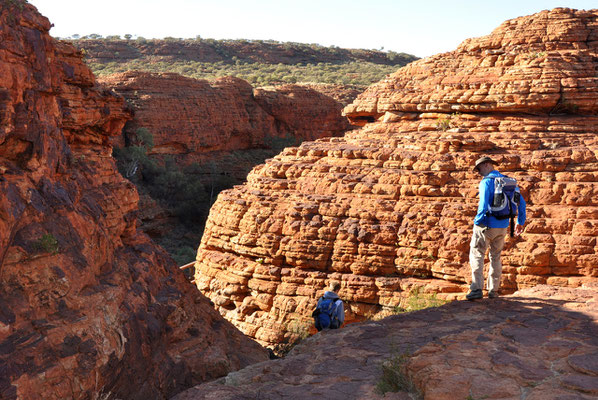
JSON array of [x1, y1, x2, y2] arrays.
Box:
[[312, 298, 340, 331], [486, 176, 521, 236]]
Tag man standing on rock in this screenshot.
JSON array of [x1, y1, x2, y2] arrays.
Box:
[[466, 156, 527, 300]]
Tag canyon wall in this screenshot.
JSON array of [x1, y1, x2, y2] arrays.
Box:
[[99, 71, 354, 168], [97, 72, 355, 260], [194, 7, 598, 347], [0, 2, 267, 399]]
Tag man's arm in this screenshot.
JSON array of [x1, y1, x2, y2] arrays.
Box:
[[336, 300, 344, 325], [515, 193, 527, 235], [473, 178, 492, 226]]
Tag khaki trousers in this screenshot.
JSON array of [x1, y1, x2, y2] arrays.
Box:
[[469, 225, 508, 292]]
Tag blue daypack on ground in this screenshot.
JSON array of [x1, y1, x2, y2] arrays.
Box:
[[312, 297, 340, 331], [487, 176, 521, 236]]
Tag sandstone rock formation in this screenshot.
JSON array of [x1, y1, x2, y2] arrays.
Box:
[[99, 71, 353, 169], [173, 284, 598, 400], [0, 2, 267, 399], [294, 82, 363, 107], [194, 7, 598, 348]]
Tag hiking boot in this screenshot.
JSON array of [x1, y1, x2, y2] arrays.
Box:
[[488, 290, 499, 299], [466, 289, 483, 300]]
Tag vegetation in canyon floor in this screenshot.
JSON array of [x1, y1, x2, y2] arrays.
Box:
[[113, 129, 299, 265]]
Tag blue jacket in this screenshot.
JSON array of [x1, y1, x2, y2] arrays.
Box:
[[474, 170, 526, 228], [317, 291, 344, 325]]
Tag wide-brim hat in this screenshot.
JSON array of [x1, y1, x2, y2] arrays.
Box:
[[473, 156, 497, 171]]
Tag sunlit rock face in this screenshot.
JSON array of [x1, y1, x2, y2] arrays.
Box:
[[194, 7, 598, 347], [99, 71, 353, 165], [0, 2, 267, 399]]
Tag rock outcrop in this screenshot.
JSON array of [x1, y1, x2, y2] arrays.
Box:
[[173, 284, 598, 400], [194, 7, 598, 347], [99, 71, 353, 169], [0, 2, 267, 399]]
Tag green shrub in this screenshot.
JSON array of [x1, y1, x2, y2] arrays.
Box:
[[394, 287, 448, 313], [34, 233, 59, 254], [436, 116, 452, 131]]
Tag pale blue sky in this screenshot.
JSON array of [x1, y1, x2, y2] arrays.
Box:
[[30, 0, 597, 57]]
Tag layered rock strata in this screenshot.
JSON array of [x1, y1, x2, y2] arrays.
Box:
[[174, 284, 598, 400], [0, 3, 267, 399], [99, 71, 353, 169], [194, 7, 598, 347]]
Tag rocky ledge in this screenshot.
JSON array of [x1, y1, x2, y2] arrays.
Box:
[[174, 284, 598, 400]]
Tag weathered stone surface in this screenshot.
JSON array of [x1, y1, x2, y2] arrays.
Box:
[[345, 8, 598, 122], [99, 71, 353, 168], [194, 7, 598, 348], [0, 3, 267, 399], [173, 285, 598, 400]]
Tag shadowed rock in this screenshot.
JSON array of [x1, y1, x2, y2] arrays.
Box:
[[173, 285, 598, 400], [0, 2, 267, 399]]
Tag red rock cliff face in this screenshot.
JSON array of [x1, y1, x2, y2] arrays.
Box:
[[0, 3, 267, 399], [98, 71, 353, 166], [194, 8, 598, 347]]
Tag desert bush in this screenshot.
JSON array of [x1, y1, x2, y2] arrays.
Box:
[[272, 319, 312, 357], [394, 287, 448, 313], [33, 233, 59, 254]]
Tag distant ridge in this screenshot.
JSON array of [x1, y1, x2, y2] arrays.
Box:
[[70, 38, 419, 86], [71, 37, 418, 66]]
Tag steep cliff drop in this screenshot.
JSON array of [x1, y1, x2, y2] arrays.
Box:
[[0, 2, 267, 399], [194, 7, 598, 348]]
